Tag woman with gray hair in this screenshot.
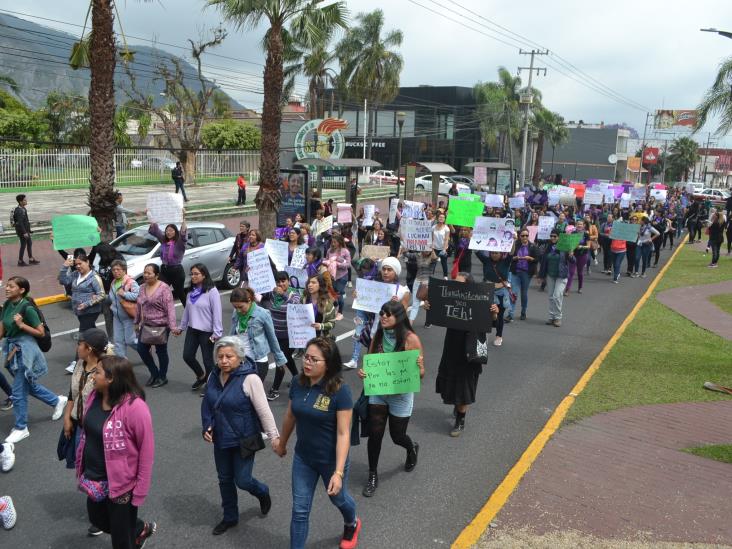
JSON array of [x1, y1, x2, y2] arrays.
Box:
[[108, 259, 139, 359], [201, 336, 279, 536]]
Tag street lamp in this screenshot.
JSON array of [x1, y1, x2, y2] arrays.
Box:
[[396, 111, 406, 199], [701, 28, 732, 39]]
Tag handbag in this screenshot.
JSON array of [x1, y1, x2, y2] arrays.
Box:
[[492, 263, 517, 303], [450, 248, 465, 279], [119, 298, 136, 318], [416, 281, 429, 301], [465, 331, 488, 364], [138, 309, 169, 345]]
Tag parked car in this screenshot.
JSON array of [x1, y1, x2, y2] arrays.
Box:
[[130, 156, 178, 170], [684, 182, 705, 194], [698, 188, 731, 200], [447, 175, 477, 190], [414, 174, 471, 195], [110, 221, 240, 289], [369, 170, 404, 185]]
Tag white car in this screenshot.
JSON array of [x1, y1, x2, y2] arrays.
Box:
[[369, 170, 402, 185], [698, 188, 730, 200], [414, 175, 471, 195]]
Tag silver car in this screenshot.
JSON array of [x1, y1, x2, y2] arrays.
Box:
[[111, 221, 240, 289]]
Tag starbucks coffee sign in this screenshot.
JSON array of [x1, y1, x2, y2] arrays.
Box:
[[294, 118, 349, 161]]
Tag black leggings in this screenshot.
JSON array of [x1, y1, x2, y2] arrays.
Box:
[[494, 303, 505, 337], [653, 237, 662, 266], [366, 404, 414, 472], [160, 264, 186, 306], [183, 328, 214, 380], [663, 230, 674, 248], [271, 337, 298, 391], [87, 497, 145, 549]]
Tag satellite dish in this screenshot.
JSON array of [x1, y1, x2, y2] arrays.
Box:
[[608, 154, 618, 164]]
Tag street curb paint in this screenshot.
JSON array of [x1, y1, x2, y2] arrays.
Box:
[[451, 235, 689, 549], [36, 294, 69, 306]]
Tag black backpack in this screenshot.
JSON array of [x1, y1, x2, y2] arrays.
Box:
[[13, 300, 52, 352]]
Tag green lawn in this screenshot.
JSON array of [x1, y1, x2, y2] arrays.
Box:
[[566, 244, 732, 423], [684, 444, 732, 464], [709, 293, 732, 316]]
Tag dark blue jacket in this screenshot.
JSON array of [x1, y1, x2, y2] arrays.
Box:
[[201, 360, 261, 450], [538, 246, 574, 279]]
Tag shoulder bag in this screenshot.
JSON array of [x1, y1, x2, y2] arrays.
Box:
[[139, 307, 169, 346], [465, 331, 488, 364], [492, 263, 517, 304]]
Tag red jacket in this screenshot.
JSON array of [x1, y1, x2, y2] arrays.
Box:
[[237, 176, 247, 189]]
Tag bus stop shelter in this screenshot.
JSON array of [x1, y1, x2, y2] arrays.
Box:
[[413, 162, 456, 207], [464, 161, 515, 195], [294, 158, 382, 211]]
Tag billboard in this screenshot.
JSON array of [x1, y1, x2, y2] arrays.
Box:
[[654, 110, 697, 129], [277, 169, 309, 227], [642, 147, 659, 165]]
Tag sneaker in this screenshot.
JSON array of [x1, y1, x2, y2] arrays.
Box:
[[641, 273, 647, 278], [0, 398, 12, 411], [0, 495, 17, 529], [191, 377, 206, 391], [450, 417, 465, 437], [266, 389, 280, 401], [335, 312, 344, 321], [342, 360, 357, 369], [545, 319, 554, 325], [593, 258, 598, 265], [88, 525, 104, 536], [552, 319, 562, 327], [52, 396, 68, 421], [28, 259, 40, 265], [4, 428, 29, 444], [135, 521, 156, 548], [347, 281, 353, 288], [258, 492, 272, 515], [151, 378, 168, 388], [1, 442, 14, 472], [65, 360, 77, 374], [292, 349, 304, 359], [423, 322, 432, 329], [519, 313, 526, 320], [17, 261, 27, 267], [613, 279, 619, 284], [212, 520, 237, 535], [710, 264, 718, 268], [504, 315, 513, 323], [340, 517, 362, 549], [493, 337, 503, 347]]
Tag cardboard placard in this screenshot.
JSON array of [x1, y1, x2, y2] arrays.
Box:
[[425, 278, 494, 332], [508, 196, 525, 210], [363, 350, 421, 396], [609, 221, 640, 241], [287, 304, 316, 348], [527, 225, 539, 243], [402, 200, 425, 219], [556, 233, 582, 252], [537, 216, 556, 240], [361, 245, 390, 260], [146, 192, 184, 224], [584, 190, 604, 205], [290, 244, 308, 269], [353, 278, 397, 314], [484, 194, 505, 209], [469, 217, 515, 252], [446, 200, 484, 228], [246, 247, 276, 294], [265, 239, 289, 271], [401, 218, 432, 251], [337, 203, 352, 224], [362, 204, 376, 227], [51, 215, 101, 251], [388, 198, 399, 224], [314, 215, 333, 236]]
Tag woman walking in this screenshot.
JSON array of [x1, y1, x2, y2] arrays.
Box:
[[201, 336, 278, 536], [357, 301, 424, 498], [323, 234, 351, 321], [565, 219, 590, 294], [108, 260, 139, 359], [286, 227, 305, 265], [303, 274, 337, 340], [634, 217, 660, 278], [708, 212, 725, 267], [599, 214, 614, 274], [275, 337, 361, 549], [76, 356, 156, 548], [509, 230, 539, 320], [135, 264, 178, 388], [432, 213, 451, 279], [176, 264, 223, 391], [235, 229, 265, 285], [477, 251, 512, 345], [2, 277, 67, 444], [537, 230, 574, 327], [148, 219, 187, 306]]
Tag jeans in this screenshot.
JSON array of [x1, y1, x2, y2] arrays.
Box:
[[634, 243, 653, 274], [566, 253, 588, 291], [710, 241, 722, 264], [611, 251, 626, 281], [87, 497, 145, 549], [509, 270, 530, 317], [137, 342, 169, 380], [11, 370, 59, 430], [408, 281, 424, 322], [291, 453, 356, 549], [214, 445, 268, 523], [434, 249, 448, 278], [17, 234, 33, 262], [236, 188, 246, 205], [173, 178, 188, 201], [115, 225, 126, 238], [350, 309, 371, 363], [545, 276, 567, 320], [183, 328, 215, 380], [333, 276, 348, 313], [112, 313, 137, 359]]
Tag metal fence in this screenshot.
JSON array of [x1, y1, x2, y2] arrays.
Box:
[[0, 147, 261, 189]]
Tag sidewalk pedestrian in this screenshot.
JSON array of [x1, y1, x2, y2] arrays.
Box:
[[148, 218, 187, 306], [171, 161, 189, 202], [236, 173, 247, 206], [201, 336, 278, 536], [538, 230, 574, 327], [12, 194, 39, 267], [113, 192, 137, 238], [76, 356, 156, 548], [708, 212, 724, 267], [275, 336, 361, 549], [108, 260, 139, 359], [432, 213, 451, 279]]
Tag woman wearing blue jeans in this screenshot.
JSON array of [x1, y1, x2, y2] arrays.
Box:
[[508, 230, 539, 321], [633, 218, 659, 278], [277, 337, 361, 549]]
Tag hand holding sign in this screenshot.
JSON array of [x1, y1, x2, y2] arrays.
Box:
[[362, 350, 421, 396]]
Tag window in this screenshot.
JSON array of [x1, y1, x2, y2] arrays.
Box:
[[193, 228, 218, 247], [113, 231, 158, 256]]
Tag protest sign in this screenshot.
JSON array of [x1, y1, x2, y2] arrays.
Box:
[[557, 232, 583, 252], [265, 239, 289, 271], [426, 278, 494, 332], [51, 215, 101, 251], [287, 304, 316, 349], [484, 194, 505, 208], [361, 245, 390, 260], [274, 227, 289, 240], [363, 350, 421, 396], [508, 196, 525, 210], [537, 216, 556, 240], [146, 192, 183, 224], [314, 215, 333, 236], [353, 278, 397, 313], [650, 189, 667, 201], [446, 200, 484, 227], [290, 244, 308, 268], [402, 219, 432, 251], [362, 204, 376, 227], [452, 193, 481, 202], [584, 190, 604, 205], [620, 193, 631, 208], [402, 200, 425, 219], [610, 221, 640, 241], [388, 198, 399, 224], [337, 203, 352, 224], [285, 266, 308, 291], [526, 225, 539, 243], [474, 166, 487, 187], [630, 186, 647, 201], [245, 247, 276, 294], [602, 187, 616, 203], [569, 182, 586, 199], [469, 217, 515, 252]]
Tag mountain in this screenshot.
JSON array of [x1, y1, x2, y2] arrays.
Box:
[[0, 13, 244, 111]]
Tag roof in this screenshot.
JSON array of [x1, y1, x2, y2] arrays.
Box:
[[464, 162, 511, 169], [293, 158, 382, 168], [415, 162, 456, 173]]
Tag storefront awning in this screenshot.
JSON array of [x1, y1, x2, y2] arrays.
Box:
[[464, 162, 511, 169], [415, 162, 456, 173]]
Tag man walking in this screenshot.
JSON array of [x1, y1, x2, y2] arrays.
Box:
[[236, 173, 247, 206], [13, 194, 39, 266], [171, 161, 189, 202]]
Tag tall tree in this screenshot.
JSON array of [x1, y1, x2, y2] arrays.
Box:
[[284, 36, 338, 119], [668, 136, 700, 182], [207, 0, 348, 237], [694, 56, 732, 136], [531, 108, 566, 184]]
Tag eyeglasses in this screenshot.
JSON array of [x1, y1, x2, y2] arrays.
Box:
[[303, 354, 325, 364], [379, 310, 392, 317]]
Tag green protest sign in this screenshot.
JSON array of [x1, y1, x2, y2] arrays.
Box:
[[446, 200, 484, 227], [51, 215, 101, 251], [363, 349, 421, 396], [556, 232, 582, 252], [609, 221, 640, 242]]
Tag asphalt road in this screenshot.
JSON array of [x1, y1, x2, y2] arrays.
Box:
[[0, 248, 675, 549]]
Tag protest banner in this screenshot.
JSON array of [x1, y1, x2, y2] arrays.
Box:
[[446, 199, 484, 227], [362, 204, 376, 227], [274, 227, 289, 240], [363, 350, 421, 396], [610, 221, 640, 241], [402, 200, 425, 219], [469, 217, 515, 252], [290, 244, 308, 268], [285, 266, 308, 291], [361, 245, 390, 260], [484, 194, 505, 208], [388, 198, 399, 224], [426, 278, 494, 331], [537, 216, 556, 240], [526, 225, 539, 243], [146, 192, 184, 224], [353, 278, 397, 313], [337, 203, 352, 224], [287, 304, 316, 349], [51, 215, 101, 251], [402, 218, 432, 251], [584, 190, 604, 205], [314, 215, 333, 236], [557, 232, 583, 252], [265, 239, 289, 271], [245, 247, 276, 294], [508, 196, 525, 210]]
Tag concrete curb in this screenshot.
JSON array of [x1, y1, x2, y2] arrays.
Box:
[[35, 294, 70, 306]]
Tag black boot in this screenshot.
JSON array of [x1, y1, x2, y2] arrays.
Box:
[[405, 442, 419, 472], [451, 413, 465, 437], [362, 471, 378, 497]]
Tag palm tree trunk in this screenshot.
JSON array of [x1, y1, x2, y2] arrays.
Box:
[[257, 22, 285, 238], [87, 0, 117, 242], [532, 130, 545, 184]]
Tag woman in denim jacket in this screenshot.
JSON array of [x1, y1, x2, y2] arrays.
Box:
[[107, 260, 140, 359]]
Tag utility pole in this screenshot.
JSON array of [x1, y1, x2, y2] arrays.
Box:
[[637, 112, 650, 184], [518, 49, 548, 190], [701, 132, 711, 184]]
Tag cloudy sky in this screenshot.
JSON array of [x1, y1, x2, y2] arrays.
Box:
[[2, 0, 731, 145]]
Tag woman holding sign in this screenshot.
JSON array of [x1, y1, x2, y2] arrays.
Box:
[[323, 234, 351, 322], [235, 230, 265, 285], [303, 274, 337, 341], [358, 301, 424, 498], [148, 219, 187, 306], [286, 228, 305, 264]]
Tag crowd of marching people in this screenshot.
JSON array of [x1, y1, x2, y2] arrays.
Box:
[[0, 181, 728, 547]]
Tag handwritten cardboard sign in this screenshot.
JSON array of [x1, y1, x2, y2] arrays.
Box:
[[508, 196, 525, 209], [246, 247, 276, 294], [51, 215, 100, 251], [337, 203, 352, 224], [362, 204, 376, 227], [290, 244, 308, 269], [353, 278, 397, 314], [388, 198, 399, 224], [361, 245, 390, 260], [401, 218, 432, 251], [146, 192, 183, 224], [265, 239, 289, 271], [287, 304, 316, 348], [484, 194, 505, 209], [425, 278, 494, 332], [363, 350, 421, 396], [402, 200, 425, 219], [537, 216, 556, 240], [469, 217, 515, 252], [527, 225, 539, 243], [584, 190, 604, 205], [314, 215, 333, 237]]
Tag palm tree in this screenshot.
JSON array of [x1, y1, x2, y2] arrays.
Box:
[[207, 0, 348, 237], [668, 136, 700, 182], [694, 56, 732, 135], [284, 38, 338, 119], [532, 108, 568, 183]]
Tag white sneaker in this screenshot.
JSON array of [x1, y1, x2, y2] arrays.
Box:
[[0, 495, 16, 529], [52, 395, 68, 421], [1, 442, 14, 472], [493, 336, 503, 347], [593, 258, 598, 265], [347, 281, 353, 288], [343, 360, 357, 369], [4, 428, 29, 445], [65, 360, 77, 374]]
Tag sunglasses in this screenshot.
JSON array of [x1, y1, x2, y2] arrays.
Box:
[[379, 310, 392, 318]]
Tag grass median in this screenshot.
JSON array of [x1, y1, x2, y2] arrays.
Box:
[[566, 244, 732, 423]]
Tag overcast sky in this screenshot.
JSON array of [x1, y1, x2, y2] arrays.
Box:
[[3, 0, 732, 146]]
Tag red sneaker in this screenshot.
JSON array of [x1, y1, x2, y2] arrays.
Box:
[[339, 517, 361, 549]]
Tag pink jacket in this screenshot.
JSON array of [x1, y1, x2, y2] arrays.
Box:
[[76, 391, 155, 506]]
